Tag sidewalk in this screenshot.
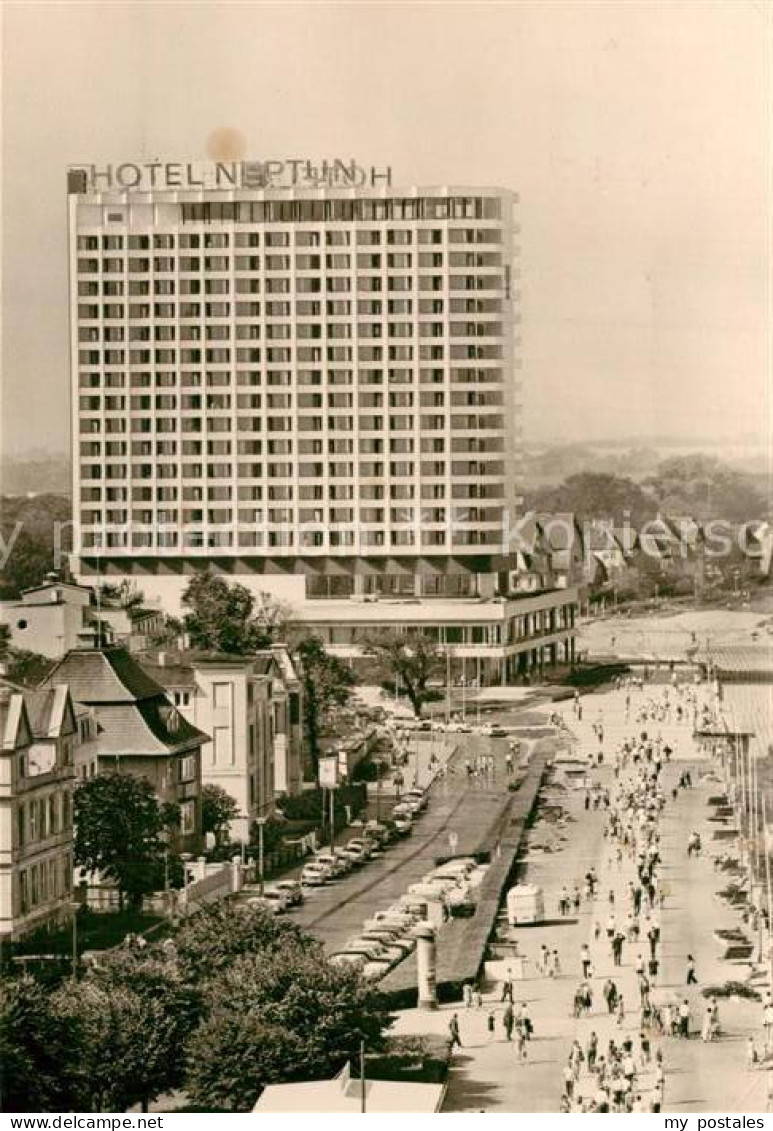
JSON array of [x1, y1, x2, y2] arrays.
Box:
[[390, 681, 770, 1112]]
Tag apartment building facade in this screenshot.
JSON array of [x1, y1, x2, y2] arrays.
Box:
[[0, 686, 77, 939], [67, 164, 577, 678], [140, 650, 278, 840]]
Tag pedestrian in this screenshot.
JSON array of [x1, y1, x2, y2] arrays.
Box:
[[463, 982, 474, 1008], [500, 975, 513, 1002], [563, 1064, 574, 1100], [581, 943, 591, 979], [551, 949, 562, 978], [679, 999, 691, 1039], [487, 1010, 496, 1042], [686, 954, 698, 985], [616, 995, 625, 1028], [502, 1002, 514, 1041], [474, 987, 483, 1009], [763, 999, 773, 1049], [515, 1026, 528, 1061], [747, 1036, 759, 1068], [639, 1030, 651, 1065], [587, 1030, 598, 1071], [449, 1013, 462, 1049], [701, 1006, 713, 1042]]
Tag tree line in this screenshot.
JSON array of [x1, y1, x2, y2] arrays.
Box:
[[1, 903, 391, 1113]]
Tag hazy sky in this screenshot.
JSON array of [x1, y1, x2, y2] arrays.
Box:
[[1, 0, 768, 460]]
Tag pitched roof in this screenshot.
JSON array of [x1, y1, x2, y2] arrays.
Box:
[[93, 699, 206, 757], [0, 691, 32, 752], [139, 662, 198, 690], [23, 685, 76, 739], [42, 647, 164, 704], [40, 647, 208, 758], [535, 513, 581, 552]]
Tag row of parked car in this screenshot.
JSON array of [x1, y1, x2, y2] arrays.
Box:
[[244, 786, 429, 914], [329, 855, 489, 981], [299, 786, 428, 887]]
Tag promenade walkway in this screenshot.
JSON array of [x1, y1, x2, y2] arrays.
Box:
[[392, 679, 770, 1112]]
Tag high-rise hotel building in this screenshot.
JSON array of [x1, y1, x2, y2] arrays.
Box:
[[68, 162, 577, 683]]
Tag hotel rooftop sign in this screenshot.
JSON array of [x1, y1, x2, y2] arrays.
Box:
[[68, 159, 393, 194]]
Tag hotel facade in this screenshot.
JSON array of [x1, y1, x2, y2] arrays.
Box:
[[68, 161, 577, 684]]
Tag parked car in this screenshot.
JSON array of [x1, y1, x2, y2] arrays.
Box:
[[261, 886, 292, 912], [341, 940, 393, 963], [300, 862, 331, 886], [330, 953, 392, 980], [273, 879, 303, 906], [402, 788, 428, 811], [313, 852, 349, 877], [392, 814, 413, 836], [363, 914, 416, 933], [365, 820, 394, 845], [247, 895, 281, 915], [347, 837, 375, 859], [360, 929, 415, 955]]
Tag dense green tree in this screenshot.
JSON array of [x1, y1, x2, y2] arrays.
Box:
[[73, 773, 177, 910], [181, 574, 289, 654], [172, 902, 314, 985], [60, 948, 199, 1112], [184, 941, 391, 1111], [294, 635, 356, 777], [3, 648, 57, 689], [201, 783, 240, 846], [526, 472, 657, 527], [0, 975, 78, 1112], [645, 455, 766, 522], [96, 580, 145, 610], [0, 494, 72, 599], [363, 631, 442, 717]]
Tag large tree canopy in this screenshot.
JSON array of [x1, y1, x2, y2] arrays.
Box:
[[294, 635, 356, 777], [363, 631, 442, 718], [181, 573, 289, 654], [526, 472, 657, 527], [73, 773, 178, 910]]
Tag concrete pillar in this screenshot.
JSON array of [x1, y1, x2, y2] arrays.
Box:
[[230, 855, 244, 894], [415, 924, 438, 1010]]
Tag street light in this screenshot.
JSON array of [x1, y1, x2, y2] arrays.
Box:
[[255, 816, 267, 897], [69, 900, 80, 980]]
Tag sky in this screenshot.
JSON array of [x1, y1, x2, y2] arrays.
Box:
[[1, 0, 769, 461]]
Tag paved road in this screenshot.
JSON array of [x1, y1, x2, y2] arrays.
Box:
[[393, 680, 770, 1112], [251, 734, 521, 958]]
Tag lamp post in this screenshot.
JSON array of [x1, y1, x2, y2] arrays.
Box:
[[255, 816, 267, 897], [70, 901, 80, 980]]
